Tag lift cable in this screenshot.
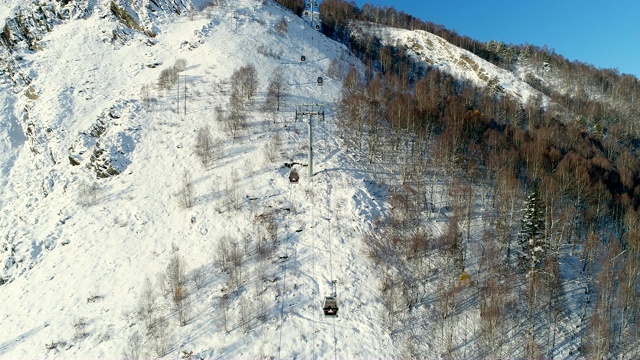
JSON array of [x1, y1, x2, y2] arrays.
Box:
[[327, 183, 338, 360], [277, 230, 287, 360], [311, 181, 317, 360], [278, 174, 295, 360]]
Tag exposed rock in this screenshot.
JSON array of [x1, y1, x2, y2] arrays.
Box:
[[69, 155, 81, 166], [89, 119, 107, 138]]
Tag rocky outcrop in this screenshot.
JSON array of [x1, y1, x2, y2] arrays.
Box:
[[0, 1, 91, 51]]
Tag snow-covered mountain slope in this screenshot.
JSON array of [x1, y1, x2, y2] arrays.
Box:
[[356, 23, 549, 106], [0, 0, 613, 358], [0, 1, 405, 358]]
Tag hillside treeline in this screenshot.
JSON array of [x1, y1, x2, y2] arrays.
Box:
[[310, 0, 640, 223], [274, 0, 640, 143], [331, 20, 640, 360], [315, 0, 640, 138], [336, 67, 640, 356], [272, 0, 305, 16], [337, 56, 639, 230]]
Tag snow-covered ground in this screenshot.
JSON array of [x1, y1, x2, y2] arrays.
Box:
[[0, 1, 404, 358]]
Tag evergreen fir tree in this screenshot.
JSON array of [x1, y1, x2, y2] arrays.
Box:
[[518, 189, 546, 271]]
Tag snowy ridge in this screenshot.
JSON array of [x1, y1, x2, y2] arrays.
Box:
[[357, 23, 549, 106]]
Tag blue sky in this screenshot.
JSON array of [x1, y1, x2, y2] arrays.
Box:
[[352, 1, 640, 78]]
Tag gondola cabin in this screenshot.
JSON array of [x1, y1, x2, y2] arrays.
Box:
[[323, 296, 338, 315], [289, 169, 299, 183]]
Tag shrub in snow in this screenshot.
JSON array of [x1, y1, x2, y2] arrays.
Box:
[[174, 58, 187, 72], [78, 181, 100, 207], [276, 16, 288, 35], [73, 316, 89, 341]]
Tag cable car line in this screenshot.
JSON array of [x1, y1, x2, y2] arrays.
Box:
[[328, 184, 338, 360], [277, 240, 286, 360], [281, 2, 341, 357], [311, 180, 317, 360], [278, 163, 295, 360]]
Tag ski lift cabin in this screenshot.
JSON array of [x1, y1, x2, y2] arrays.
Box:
[[317, 76, 323, 86], [323, 296, 338, 316], [289, 169, 299, 183]]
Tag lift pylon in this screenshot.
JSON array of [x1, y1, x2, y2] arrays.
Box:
[[295, 104, 325, 179]]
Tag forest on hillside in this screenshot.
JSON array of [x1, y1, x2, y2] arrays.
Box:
[[276, 0, 640, 358]]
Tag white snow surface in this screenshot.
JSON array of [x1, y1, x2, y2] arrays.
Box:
[[0, 1, 17, 21], [0, 1, 398, 358]]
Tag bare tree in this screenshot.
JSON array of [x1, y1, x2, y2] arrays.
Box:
[[583, 243, 619, 358], [436, 280, 460, 357], [156, 272, 168, 297], [158, 67, 178, 91], [262, 133, 281, 163], [226, 90, 245, 138], [276, 16, 288, 35], [493, 168, 522, 272], [166, 253, 187, 296], [215, 106, 225, 123], [541, 256, 562, 358], [190, 266, 205, 290], [219, 293, 230, 333], [195, 126, 217, 167], [255, 289, 268, 322], [141, 84, 152, 109], [524, 270, 545, 359], [122, 331, 143, 360], [242, 65, 259, 102], [264, 68, 287, 112], [231, 64, 259, 103], [240, 301, 251, 333], [149, 316, 170, 357], [478, 277, 507, 358], [327, 58, 345, 80], [174, 58, 188, 72], [229, 241, 244, 289], [617, 228, 640, 359], [166, 253, 189, 326], [178, 170, 195, 208], [255, 211, 278, 260], [174, 283, 189, 326], [223, 169, 241, 211], [442, 210, 463, 273], [215, 236, 231, 271], [138, 276, 157, 330]]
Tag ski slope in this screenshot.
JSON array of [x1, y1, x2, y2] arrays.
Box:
[[0, 1, 401, 358]]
